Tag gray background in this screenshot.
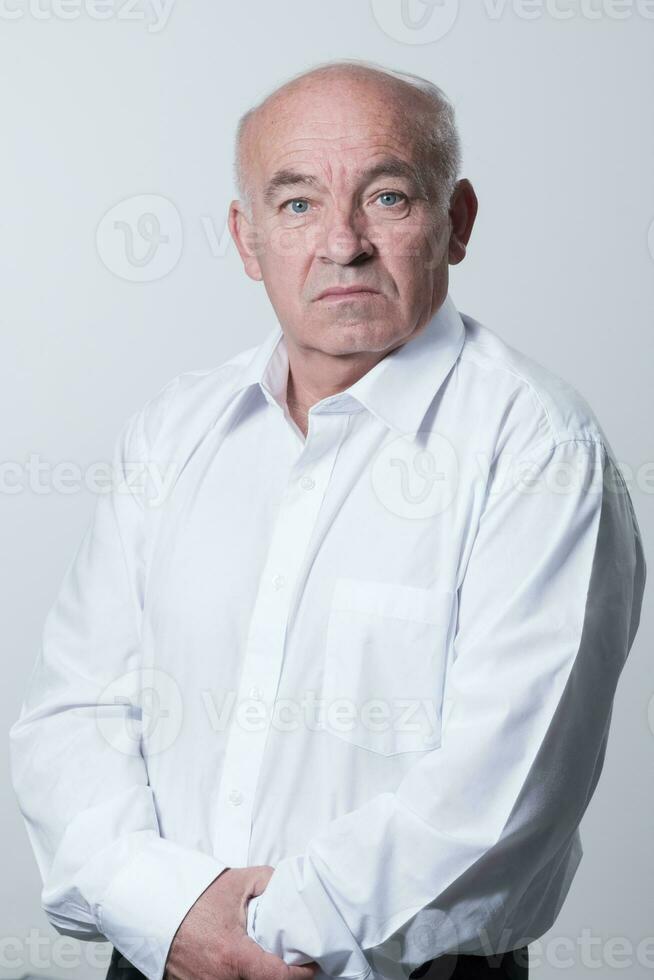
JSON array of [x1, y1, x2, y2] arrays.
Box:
[[2, 1, 652, 977]]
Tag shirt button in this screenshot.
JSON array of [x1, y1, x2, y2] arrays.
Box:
[[228, 789, 244, 806], [300, 475, 315, 491], [272, 573, 286, 590], [249, 686, 263, 700]]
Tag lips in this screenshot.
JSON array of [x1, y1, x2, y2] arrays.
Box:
[[316, 286, 379, 300]]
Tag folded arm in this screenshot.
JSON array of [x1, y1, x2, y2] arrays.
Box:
[[246, 438, 646, 979]]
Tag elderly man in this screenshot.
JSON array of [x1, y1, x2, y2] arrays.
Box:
[[9, 59, 645, 980]]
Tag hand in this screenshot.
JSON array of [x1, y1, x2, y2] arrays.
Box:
[[164, 865, 320, 980]]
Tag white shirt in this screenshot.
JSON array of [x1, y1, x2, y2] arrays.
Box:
[[9, 294, 646, 980]]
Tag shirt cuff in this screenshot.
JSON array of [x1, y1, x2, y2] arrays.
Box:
[[96, 837, 227, 980], [246, 893, 261, 939], [250, 855, 373, 979]]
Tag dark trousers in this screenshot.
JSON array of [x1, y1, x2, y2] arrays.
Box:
[[409, 946, 529, 978], [106, 943, 529, 979]]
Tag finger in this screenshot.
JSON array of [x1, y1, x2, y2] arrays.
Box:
[[238, 943, 290, 980], [248, 865, 275, 898], [238, 941, 316, 980], [287, 964, 321, 980]]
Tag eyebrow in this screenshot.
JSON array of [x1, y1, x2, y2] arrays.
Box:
[[262, 157, 427, 208]]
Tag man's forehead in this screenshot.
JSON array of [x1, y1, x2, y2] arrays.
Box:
[[252, 121, 423, 185], [262, 134, 418, 168]]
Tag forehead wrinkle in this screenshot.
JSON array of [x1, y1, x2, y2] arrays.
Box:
[[263, 164, 429, 209], [261, 127, 418, 155], [261, 138, 430, 206]]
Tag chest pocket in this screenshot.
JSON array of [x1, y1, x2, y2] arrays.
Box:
[[321, 577, 454, 756]]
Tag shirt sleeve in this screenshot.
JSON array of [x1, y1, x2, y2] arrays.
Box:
[[8, 400, 227, 980], [247, 437, 646, 980]]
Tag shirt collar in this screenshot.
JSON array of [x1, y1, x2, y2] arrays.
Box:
[[231, 293, 466, 436]]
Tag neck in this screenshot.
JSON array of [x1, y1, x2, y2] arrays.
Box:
[[283, 335, 389, 418]]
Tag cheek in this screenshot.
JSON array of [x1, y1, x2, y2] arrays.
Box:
[[379, 222, 445, 272], [262, 222, 315, 270], [259, 247, 311, 313]]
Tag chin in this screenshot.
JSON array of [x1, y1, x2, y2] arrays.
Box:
[[322, 320, 402, 355]]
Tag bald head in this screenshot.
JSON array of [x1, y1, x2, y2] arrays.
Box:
[[234, 59, 461, 221]]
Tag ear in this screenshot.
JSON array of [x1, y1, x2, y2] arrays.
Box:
[[448, 179, 478, 265], [228, 199, 264, 281]]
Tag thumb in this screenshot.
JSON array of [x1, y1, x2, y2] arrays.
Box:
[[247, 863, 275, 899]]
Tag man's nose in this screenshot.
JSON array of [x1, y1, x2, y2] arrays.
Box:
[[315, 207, 375, 265]]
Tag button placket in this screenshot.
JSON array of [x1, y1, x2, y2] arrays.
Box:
[[211, 414, 350, 865]]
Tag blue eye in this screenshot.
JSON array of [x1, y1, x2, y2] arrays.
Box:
[[285, 199, 309, 214], [282, 193, 406, 215], [377, 192, 405, 207]]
